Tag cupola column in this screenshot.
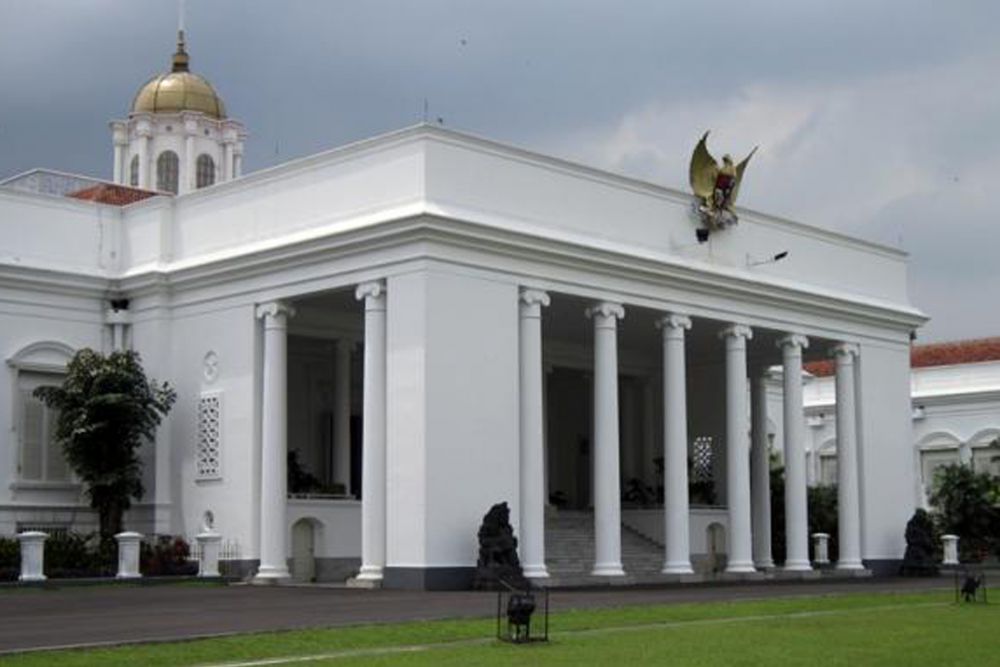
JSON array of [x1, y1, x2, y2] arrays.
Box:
[[136, 123, 152, 190]]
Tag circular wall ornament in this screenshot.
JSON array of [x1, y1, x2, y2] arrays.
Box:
[[203, 351, 219, 383]]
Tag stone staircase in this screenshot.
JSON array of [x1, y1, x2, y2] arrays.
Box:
[[544, 510, 681, 586]]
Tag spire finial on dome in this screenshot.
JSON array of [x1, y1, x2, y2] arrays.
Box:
[[171, 0, 189, 72]]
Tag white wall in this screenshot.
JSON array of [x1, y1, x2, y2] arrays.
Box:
[[385, 267, 520, 569]]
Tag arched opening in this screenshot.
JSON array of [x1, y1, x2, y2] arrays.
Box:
[[156, 150, 179, 194], [196, 154, 216, 189], [707, 522, 727, 573], [291, 518, 320, 582], [129, 155, 139, 187]]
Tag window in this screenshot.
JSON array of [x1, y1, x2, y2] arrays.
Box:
[[196, 154, 216, 189], [818, 453, 838, 486], [156, 150, 179, 194], [17, 372, 69, 482], [129, 155, 139, 187]]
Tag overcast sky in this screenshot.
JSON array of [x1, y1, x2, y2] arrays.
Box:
[[1, 1, 998, 342]]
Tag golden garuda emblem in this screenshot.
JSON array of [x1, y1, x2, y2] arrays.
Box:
[[689, 131, 757, 233]]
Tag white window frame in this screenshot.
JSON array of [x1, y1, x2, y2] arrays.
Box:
[[6, 341, 78, 490]]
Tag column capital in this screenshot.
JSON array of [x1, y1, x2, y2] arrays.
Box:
[[778, 333, 810, 351], [830, 342, 860, 360], [255, 301, 296, 323], [656, 313, 692, 332], [719, 323, 753, 341], [355, 280, 386, 306], [520, 288, 551, 308], [585, 301, 625, 321]]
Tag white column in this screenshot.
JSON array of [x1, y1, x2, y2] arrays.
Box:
[[184, 131, 195, 194], [111, 123, 127, 184], [659, 313, 694, 574], [780, 334, 812, 571], [833, 343, 864, 570], [137, 131, 151, 189], [721, 324, 755, 573], [355, 281, 387, 582], [586, 301, 626, 576], [254, 301, 294, 582], [234, 150, 244, 178], [112, 324, 124, 352], [223, 141, 234, 182], [333, 339, 352, 494], [519, 289, 550, 579], [750, 370, 774, 569], [113, 144, 125, 184]]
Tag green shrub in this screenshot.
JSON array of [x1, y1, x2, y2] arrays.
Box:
[[929, 463, 1000, 562]]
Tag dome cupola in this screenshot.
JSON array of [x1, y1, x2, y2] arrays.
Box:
[[130, 32, 226, 119]]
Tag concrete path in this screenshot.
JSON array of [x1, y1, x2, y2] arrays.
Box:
[[0, 577, 952, 654]]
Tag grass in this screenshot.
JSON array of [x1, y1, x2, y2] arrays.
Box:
[[1, 589, 996, 666]]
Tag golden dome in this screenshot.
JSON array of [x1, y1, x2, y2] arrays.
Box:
[[131, 32, 226, 119]]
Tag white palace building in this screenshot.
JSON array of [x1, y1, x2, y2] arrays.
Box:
[[0, 35, 931, 588]]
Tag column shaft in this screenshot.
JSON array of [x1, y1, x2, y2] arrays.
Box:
[[722, 324, 755, 573], [834, 344, 864, 569], [780, 335, 811, 571], [356, 282, 387, 581], [519, 289, 550, 578], [660, 314, 693, 574], [254, 301, 294, 581], [588, 302, 625, 576], [333, 340, 352, 494], [750, 372, 774, 569]]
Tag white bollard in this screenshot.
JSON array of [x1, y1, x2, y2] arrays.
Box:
[[115, 532, 143, 579], [941, 534, 959, 566], [17, 532, 48, 582], [196, 531, 222, 578], [812, 533, 830, 566]]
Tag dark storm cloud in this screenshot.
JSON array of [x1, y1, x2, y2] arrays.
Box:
[[1, 1, 998, 340]]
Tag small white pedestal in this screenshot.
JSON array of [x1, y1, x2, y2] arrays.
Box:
[[812, 532, 830, 566], [196, 531, 222, 578], [941, 534, 959, 566], [17, 531, 48, 582], [115, 531, 143, 579]]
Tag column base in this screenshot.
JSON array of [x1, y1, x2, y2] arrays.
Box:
[[523, 564, 550, 579], [354, 564, 384, 581], [754, 558, 776, 570], [591, 562, 626, 577], [783, 560, 813, 572], [661, 562, 694, 575], [18, 575, 46, 583], [724, 560, 757, 574], [253, 565, 291, 584], [836, 560, 865, 571]]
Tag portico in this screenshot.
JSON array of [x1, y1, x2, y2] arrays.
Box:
[[250, 268, 887, 587]]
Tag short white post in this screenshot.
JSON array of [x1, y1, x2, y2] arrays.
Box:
[[941, 534, 959, 565], [17, 532, 48, 582], [812, 532, 830, 566], [196, 531, 223, 577], [115, 532, 143, 579]]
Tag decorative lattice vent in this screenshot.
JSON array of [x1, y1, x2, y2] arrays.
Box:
[[691, 436, 714, 482], [196, 392, 222, 480]]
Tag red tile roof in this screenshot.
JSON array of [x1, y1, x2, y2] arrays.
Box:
[[66, 183, 159, 206], [805, 337, 1000, 377]]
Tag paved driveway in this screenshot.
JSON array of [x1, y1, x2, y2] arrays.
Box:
[[0, 577, 952, 654]]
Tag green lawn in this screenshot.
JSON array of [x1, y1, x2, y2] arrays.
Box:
[[2, 589, 996, 666]]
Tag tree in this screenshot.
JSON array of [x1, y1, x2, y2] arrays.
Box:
[[34, 349, 176, 540], [928, 463, 1000, 562]]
